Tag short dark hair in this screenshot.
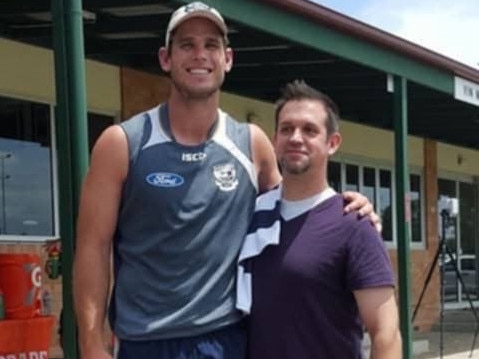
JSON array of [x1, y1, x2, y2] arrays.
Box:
[[275, 80, 340, 136]]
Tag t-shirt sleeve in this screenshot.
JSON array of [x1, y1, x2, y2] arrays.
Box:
[[345, 219, 395, 290]]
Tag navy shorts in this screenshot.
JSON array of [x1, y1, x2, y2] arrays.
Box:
[[115, 321, 247, 359]]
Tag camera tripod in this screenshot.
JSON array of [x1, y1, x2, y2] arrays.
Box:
[[413, 210, 479, 358]]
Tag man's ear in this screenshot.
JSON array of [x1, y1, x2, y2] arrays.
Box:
[[158, 47, 171, 72], [328, 132, 342, 156], [224, 48, 233, 73]]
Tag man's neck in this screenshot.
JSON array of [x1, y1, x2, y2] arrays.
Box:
[[167, 91, 220, 145], [282, 173, 329, 201]]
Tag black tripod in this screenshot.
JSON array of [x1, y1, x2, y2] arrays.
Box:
[[413, 209, 479, 358]]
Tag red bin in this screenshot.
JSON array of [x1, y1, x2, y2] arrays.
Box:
[[0, 315, 55, 358], [0, 254, 42, 319]]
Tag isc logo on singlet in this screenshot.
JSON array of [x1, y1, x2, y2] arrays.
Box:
[[181, 152, 207, 162]]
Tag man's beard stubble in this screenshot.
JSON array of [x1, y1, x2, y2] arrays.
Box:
[[279, 158, 310, 175]]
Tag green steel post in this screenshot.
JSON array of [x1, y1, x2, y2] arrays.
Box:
[[393, 75, 413, 359], [65, 0, 89, 199], [51, 0, 78, 357], [51, 0, 89, 357], [63, 0, 90, 355], [64, 0, 90, 356]]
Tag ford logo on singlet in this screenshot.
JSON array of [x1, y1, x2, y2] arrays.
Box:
[[146, 172, 184, 188]]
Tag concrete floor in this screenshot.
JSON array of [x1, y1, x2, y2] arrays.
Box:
[[414, 331, 479, 359]]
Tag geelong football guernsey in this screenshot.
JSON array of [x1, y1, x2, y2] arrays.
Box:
[[110, 104, 258, 340]]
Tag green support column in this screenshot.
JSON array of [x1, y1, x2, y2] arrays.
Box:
[[393, 75, 413, 358], [64, 0, 89, 197], [51, 0, 89, 358], [51, 2, 76, 357]]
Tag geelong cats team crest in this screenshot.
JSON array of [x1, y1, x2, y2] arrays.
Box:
[[213, 163, 238, 191]]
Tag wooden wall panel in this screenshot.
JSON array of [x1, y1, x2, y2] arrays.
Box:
[[120, 67, 170, 120]]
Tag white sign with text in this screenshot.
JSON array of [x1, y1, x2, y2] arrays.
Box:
[[454, 76, 479, 107]]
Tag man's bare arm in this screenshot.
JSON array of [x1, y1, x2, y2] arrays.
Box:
[[73, 125, 128, 359], [354, 287, 402, 359], [250, 124, 282, 193]]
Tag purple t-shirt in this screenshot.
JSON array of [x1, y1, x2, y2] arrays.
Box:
[[248, 194, 395, 359]]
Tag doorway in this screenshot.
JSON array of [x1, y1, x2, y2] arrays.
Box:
[[438, 178, 479, 305]]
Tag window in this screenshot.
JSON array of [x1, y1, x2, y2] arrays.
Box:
[[0, 96, 55, 238], [410, 174, 422, 243], [345, 164, 359, 192], [0, 95, 114, 241], [462, 258, 475, 271], [379, 170, 393, 243], [363, 167, 376, 206], [328, 161, 341, 192], [88, 112, 114, 151], [328, 160, 423, 245]]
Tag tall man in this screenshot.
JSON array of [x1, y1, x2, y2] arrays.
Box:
[[244, 80, 402, 359], [73, 3, 376, 359]]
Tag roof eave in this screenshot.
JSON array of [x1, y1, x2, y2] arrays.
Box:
[[261, 0, 479, 83]]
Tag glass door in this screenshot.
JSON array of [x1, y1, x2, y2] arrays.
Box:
[[438, 179, 459, 303], [438, 178, 479, 304], [458, 182, 478, 301]]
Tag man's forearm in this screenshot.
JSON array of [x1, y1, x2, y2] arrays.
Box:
[[74, 244, 111, 352], [370, 330, 402, 359]]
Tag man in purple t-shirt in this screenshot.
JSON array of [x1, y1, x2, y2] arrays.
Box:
[[246, 80, 402, 359]]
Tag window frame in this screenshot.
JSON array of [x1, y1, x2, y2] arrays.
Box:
[[0, 93, 59, 243], [329, 155, 425, 249], [0, 94, 117, 243]]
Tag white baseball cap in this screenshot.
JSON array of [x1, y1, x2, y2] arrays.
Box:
[[165, 2, 228, 48]]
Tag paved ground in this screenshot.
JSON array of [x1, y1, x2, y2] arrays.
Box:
[[415, 331, 479, 359]]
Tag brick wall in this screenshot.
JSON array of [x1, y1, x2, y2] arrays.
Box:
[[388, 139, 441, 333]]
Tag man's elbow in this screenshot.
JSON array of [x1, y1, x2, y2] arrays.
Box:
[[370, 328, 402, 359]]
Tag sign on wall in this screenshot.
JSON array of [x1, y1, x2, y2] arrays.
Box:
[[454, 76, 479, 107]]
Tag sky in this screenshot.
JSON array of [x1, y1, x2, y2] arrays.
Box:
[[311, 0, 479, 69]]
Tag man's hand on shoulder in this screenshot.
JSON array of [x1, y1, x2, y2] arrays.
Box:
[[342, 191, 382, 233]]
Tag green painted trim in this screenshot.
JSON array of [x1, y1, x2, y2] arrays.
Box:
[[174, 0, 453, 94]]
